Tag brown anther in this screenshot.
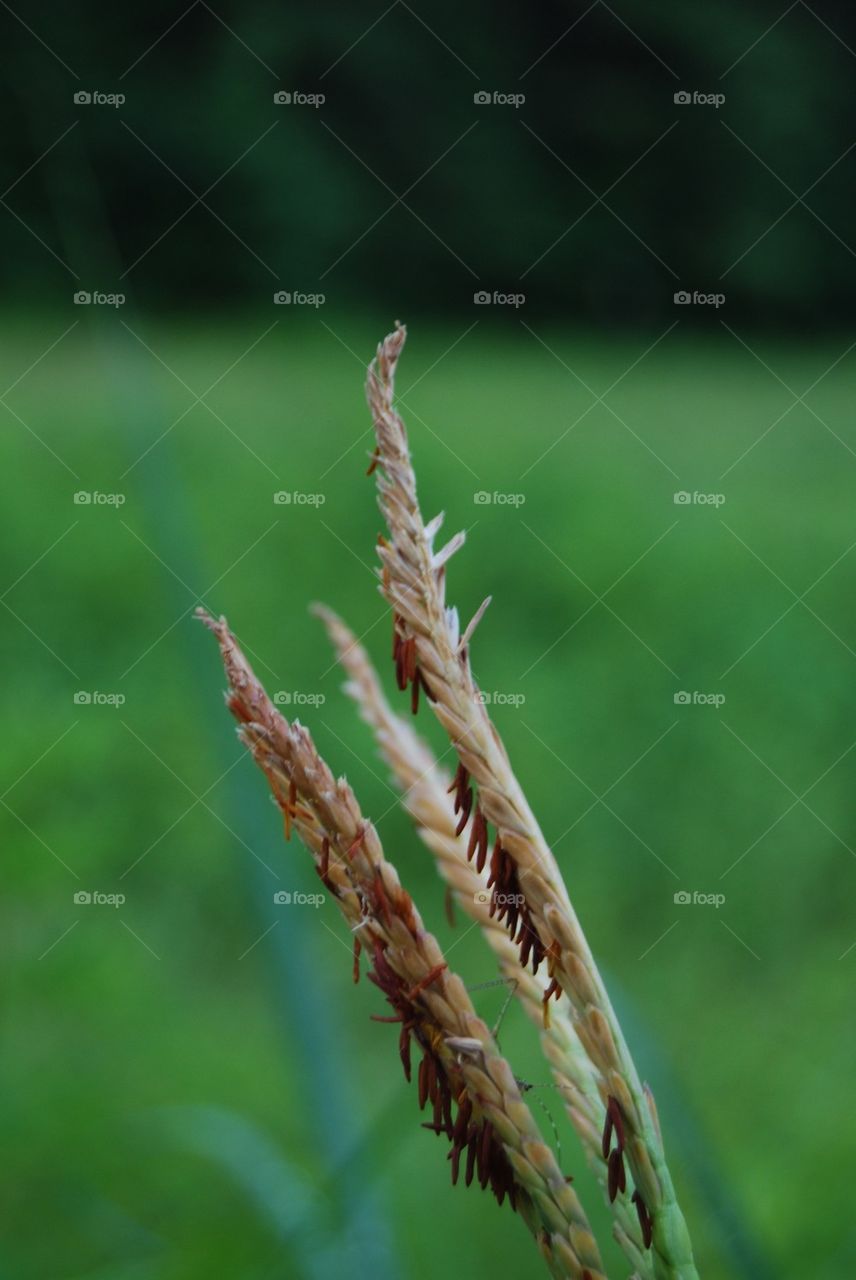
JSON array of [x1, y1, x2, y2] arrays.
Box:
[[398, 1024, 412, 1082], [406, 962, 447, 1001], [454, 786, 473, 837], [475, 811, 489, 873], [432, 1086, 444, 1133], [346, 827, 366, 860], [542, 977, 560, 1029], [607, 1095, 626, 1153], [607, 1148, 626, 1202], [466, 805, 483, 863], [632, 1190, 653, 1249], [465, 1126, 478, 1186], [602, 1104, 614, 1160], [404, 636, 417, 683], [447, 762, 470, 812]]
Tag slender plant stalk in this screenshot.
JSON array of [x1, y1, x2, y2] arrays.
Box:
[[365, 325, 698, 1280], [315, 602, 653, 1279], [198, 608, 609, 1280]]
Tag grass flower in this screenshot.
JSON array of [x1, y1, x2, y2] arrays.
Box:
[[199, 608, 607, 1280], [198, 323, 700, 1280]]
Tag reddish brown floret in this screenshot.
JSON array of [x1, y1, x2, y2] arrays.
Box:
[[365, 932, 520, 1214], [632, 1190, 653, 1249], [346, 826, 366, 860], [454, 786, 473, 837], [602, 1094, 626, 1159], [406, 962, 447, 1001], [607, 1148, 626, 1202]]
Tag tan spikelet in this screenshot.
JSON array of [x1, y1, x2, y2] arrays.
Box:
[[315, 602, 653, 1278], [365, 325, 698, 1280], [197, 607, 608, 1280]]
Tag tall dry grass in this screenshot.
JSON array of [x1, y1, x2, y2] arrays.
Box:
[[367, 325, 697, 1280], [199, 324, 699, 1280], [199, 608, 606, 1280], [314, 603, 652, 1278]]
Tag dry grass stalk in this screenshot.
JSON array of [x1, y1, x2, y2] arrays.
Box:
[[366, 325, 698, 1280], [316, 603, 652, 1279], [197, 607, 608, 1280]]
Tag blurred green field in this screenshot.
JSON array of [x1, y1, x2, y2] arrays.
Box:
[[3, 312, 855, 1280]]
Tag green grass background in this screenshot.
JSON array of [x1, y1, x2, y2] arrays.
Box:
[[3, 311, 854, 1279]]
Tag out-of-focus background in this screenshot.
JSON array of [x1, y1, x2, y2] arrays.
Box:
[[2, 4, 855, 1279]]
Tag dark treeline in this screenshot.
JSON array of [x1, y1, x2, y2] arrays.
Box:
[[2, 0, 853, 327]]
